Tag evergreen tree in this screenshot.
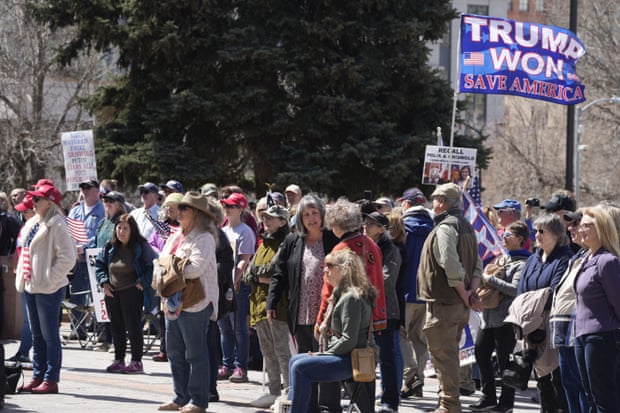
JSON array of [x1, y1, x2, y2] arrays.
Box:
[[32, 0, 489, 196]]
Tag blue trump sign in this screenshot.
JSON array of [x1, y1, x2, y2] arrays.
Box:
[[459, 14, 586, 105]]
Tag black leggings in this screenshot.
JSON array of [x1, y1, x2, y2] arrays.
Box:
[[105, 287, 144, 361]]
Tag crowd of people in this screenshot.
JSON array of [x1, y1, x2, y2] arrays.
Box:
[[0, 177, 618, 413]]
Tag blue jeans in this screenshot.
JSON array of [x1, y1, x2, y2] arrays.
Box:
[[17, 292, 32, 357], [166, 305, 212, 409], [288, 352, 353, 413], [575, 330, 620, 412], [24, 287, 65, 382], [377, 320, 401, 409], [217, 282, 250, 369], [559, 346, 590, 413]]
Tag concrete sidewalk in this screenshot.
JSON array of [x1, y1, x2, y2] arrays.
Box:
[[1, 331, 540, 413]]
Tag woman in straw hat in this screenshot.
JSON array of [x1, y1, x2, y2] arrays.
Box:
[[157, 192, 219, 413]]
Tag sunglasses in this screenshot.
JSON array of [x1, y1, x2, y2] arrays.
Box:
[[502, 231, 513, 238], [32, 196, 42, 203], [178, 205, 192, 211], [534, 228, 545, 234]]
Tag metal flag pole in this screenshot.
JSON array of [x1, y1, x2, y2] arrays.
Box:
[[449, 18, 463, 148]]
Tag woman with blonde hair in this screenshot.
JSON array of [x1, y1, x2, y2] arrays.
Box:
[[15, 184, 77, 393], [287, 248, 376, 413], [573, 206, 620, 412]]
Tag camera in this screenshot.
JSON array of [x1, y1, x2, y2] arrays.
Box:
[[525, 198, 540, 207]]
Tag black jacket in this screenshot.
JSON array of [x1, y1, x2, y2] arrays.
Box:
[[267, 229, 338, 335]]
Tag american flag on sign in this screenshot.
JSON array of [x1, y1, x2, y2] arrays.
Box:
[[66, 216, 89, 245], [463, 51, 484, 66]]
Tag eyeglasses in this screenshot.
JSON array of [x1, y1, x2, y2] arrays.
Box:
[[363, 221, 379, 227], [497, 209, 515, 215], [534, 228, 545, 234]]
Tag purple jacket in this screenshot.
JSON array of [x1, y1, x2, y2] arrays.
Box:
[[574, 248, 620, 337]]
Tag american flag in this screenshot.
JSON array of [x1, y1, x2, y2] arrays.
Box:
[[463, 190, 504, 265], [463, 51, 484, 66], [144, 210, 178, 238], [65, 216, 89, 245], [468, 175, 482, 206], [21, 246, 32, 281]]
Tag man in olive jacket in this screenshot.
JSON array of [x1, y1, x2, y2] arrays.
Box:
[[417, 183, 482, 413]]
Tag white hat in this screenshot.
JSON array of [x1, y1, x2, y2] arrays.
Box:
[[285, 184, 301, 195]]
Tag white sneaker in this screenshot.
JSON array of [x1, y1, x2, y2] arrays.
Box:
[[272, 396, 291, 413], [250, 393, 278, 408]]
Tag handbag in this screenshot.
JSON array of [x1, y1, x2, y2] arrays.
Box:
[[5, 361, 23, 394], [351, 346, 375, 382], [153, 255, 189, 298], [501, 349, 536, 391], [350, 308, 375, 383], [476, 255, 508, 309], [181, 278, 205, 308]]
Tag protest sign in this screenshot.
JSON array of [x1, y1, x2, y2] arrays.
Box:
[[61, 130, 97, 191], [85, 248, 109, 323], [459, 14, 586, 105], [422, 145, 477, 186]]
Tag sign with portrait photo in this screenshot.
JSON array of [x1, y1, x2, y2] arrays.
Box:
[[422, 145, 477, 187]]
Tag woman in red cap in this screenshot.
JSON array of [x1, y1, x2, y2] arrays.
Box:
[[15, 184, 77, 394]]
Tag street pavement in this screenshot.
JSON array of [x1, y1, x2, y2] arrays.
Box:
[[1, 325, 540, 413]]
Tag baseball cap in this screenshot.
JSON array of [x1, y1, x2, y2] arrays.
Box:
[[398, 188, 427, 205], [27, 184, 62, 206], [563, 211, 582, 223], [493, 199, 521, 211], [200, 183, 218, 197], [285, 184, 302, 195], [102, 191, 126, 204], [262, 205, 289, 221], [431, 183, 462, 200], [542, 194, 575, 212], [163, 193, 184, 207], [79, 179, 99, 190], [31, 178, 54, 189], [138, 182, 159, 193], [365, 211, 389, 229], [220, 192, 248, 209], [15, 194, 34, 212], [373, 197, 395, 209], [270, 192, 286, 205], [160, 179, 184, 193]]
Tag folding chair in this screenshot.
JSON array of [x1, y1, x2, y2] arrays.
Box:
[[141, 311, 162, 353], [61, 290, 98, 349]]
